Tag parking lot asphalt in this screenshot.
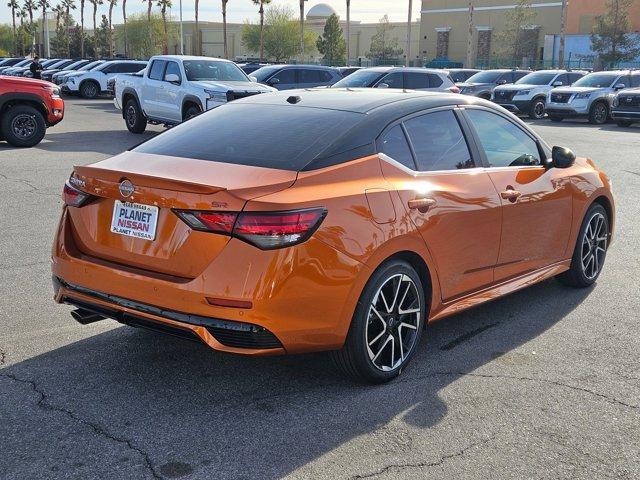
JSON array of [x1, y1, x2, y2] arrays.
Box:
[[0, 99, 639, 480]]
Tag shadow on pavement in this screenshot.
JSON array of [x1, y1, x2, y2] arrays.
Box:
[[0, 278, 593, 479]]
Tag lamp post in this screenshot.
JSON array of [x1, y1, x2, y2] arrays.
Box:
[[406, 0, 412, 66]]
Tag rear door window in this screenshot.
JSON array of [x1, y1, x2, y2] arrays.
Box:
[[379, 125, 415, 169], [404, 110, 474, 171], [631, 75, 640, 87], [379, 72, 404, 89], [428, 74, 443, 87], [299, 69, 322, 84], [148, 60, 166, 80], [271, 68, 296, 84], [405, 72, 430, 89], [568, 73, 584, 84], [555, 74, 569, 86]]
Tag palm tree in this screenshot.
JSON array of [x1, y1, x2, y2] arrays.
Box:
[[222, 0, 228, 58], [144, 0, 151, 22], [298, 0, 304, 59], [23, 0, 36, 54], [346, 0, 350, 64], [194, 0, 198, 54], [157, 0, 171, 54], [89, 0, 102, 36], [8, 0, 19, 54], [53, 2, 64, 29], [122, 0, 128, 57], [251, 0, 271, 62], [79, 0, 85, 57], [37, 0, 50, 56], [62, 0, 75, 17], [107, 0, 116, 57]]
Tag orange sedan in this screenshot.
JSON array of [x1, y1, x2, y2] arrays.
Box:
[[52, 89, 614, 383]]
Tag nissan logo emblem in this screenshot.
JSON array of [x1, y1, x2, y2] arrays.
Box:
[[119, 179, 135, 198]]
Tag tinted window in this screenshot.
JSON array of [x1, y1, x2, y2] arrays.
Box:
[[499, 72, 513, 83], [379, 72, 403, 89], [466, 109, 541, 168], [404, 111, 474, 171], [121, 63, 146, 73], [568, 73, 584, 84], [148, 60, 166, 80], [555, 74, 569, 86], [467, 71, 503, 83], [332, 70, 385, 88], [134, 104, 362, 171], [380, 125, 414, 169], [428, 74, 443, 87], [319, 70, 334, 82], [405, 72, 429, 89], [632, 75, 640, 88], [164, 61, 181, 82], [299, 69, 322, 83], [514, 71, 529, 81], [620, 76, 632, 88], [516, 72, 556, 85], [271, 68, 296, 84]]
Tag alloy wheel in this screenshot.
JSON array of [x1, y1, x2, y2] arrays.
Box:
[[580, 212, 607, 280], [126, 105, 137, 127], [366, 273, 421, 372], [11, 114, 37, 139], [532, 100, 545, 119], [593, 103, 607, 124]]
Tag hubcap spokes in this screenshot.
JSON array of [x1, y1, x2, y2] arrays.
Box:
[[126, 106, 136, 126], [581, 212, 607, 280], [11, 114, 37, 139], [366, 274, 421, 372]]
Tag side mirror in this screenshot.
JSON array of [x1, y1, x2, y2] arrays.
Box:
[[376, 82, 390, 89], [165, 73, 181, 84], [249, 75, 258, 82], [614, 83, 626, 90], [551, 146, 576, 169], [498, 79, 507, 85], [267, 77, 280, 86], [553, 81, 563, 87]]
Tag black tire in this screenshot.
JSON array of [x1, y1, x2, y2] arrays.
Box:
[[124, 99, 147, 134], [529, 98, 546, 120], [183, 104, 201, 121], [589, 101, 609, 125], [557, 203, 609, 288], [616, 120, 633, 127], [549, 115, 564, 122], [1, 105, 46, 148], [330, 260, 426, 384], [80, 80, 100, 99]]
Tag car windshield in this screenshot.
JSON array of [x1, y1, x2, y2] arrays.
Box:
[[83, 61, 104, 71], [573, 73, 618, 88], [47, 59, 70, 69], [183, 60, 248, 82], [466, 71, 503, 83], [252, 66, 283, 82], [332, 70, 386, 88], [133, 103, 363, 171], [63, 60, 88, 70], [516, 72, 556, 85], [41, 59, 59, 67], [12, 59, 32, 67]]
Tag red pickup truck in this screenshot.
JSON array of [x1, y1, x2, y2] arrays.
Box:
[[0, 75, 64, 147]]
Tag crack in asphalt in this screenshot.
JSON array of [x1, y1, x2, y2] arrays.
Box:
[[2, 373, 163, 479], [349, 436, 494, 479], [0, 173, 59, 197], [429, 372, 638, 411]]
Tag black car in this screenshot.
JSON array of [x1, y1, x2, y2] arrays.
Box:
[[240, 62, 270, 74], [252, 65, 342, 90], [337, 66, 362, 78], [446, 68, 481, 83], [41, 59, 92, 82], [612, 88, 640, 127]]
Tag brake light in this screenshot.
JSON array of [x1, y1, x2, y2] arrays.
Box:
[[449, 85, 461, 94], [175, 208, 327, 250], [63, 181, 93, 207]]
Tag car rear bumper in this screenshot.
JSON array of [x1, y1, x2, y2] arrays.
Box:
[[52, 208, 364, 355]]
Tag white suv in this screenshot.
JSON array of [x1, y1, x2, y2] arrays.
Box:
[[492, 70, 586, 119], [63, 60, 148, 98], [331, 67, 459, 92], [546, 70, 640, 124]]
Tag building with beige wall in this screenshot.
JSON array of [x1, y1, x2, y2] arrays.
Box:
[[419, 1, 565, 67]]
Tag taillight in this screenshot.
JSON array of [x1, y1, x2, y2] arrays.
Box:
[[62, 181, 93, 207], [449, 85, 461, 94], [175, 208, 327, 250]]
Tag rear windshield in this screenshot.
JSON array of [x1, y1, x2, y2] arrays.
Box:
[[466, 71, 503, 83], [332, 70, 386, 88], [133, 103, 363, 171]]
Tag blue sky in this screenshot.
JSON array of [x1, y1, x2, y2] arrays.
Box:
[[1, 1, 422, 26]]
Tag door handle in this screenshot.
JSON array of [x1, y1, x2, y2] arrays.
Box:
[[500, 186, 522, 202], [408, 198, 436, 213]]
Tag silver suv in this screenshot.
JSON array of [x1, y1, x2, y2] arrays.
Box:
[[331, 67, 458, 92], [546, 70, 640, 124], [492, 70, 586, 119]]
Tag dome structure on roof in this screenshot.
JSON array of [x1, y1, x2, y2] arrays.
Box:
[[307, 3, 339, 20]]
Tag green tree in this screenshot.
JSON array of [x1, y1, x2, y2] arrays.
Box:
[[316, 13, 346, 65], [121, 0, 128, 56], [494, 0, 537, 61], [71, 21, 94, 55], [242, 5, 316, 62], [156, 0, 171, 54], [51, 11, 72, 56], [251, 0, 272, 62], [79, 0, 85, 56], [88, 0, 102, 34], [62, 0, 75, 17], [52, 3, 65, 30], [37, 0, 50, 56], [144, 0, 152, 22], [0, 24, 13, 55], [591, 0, 640, 66], [367, 15, 403, 65], [114, 12, 175, 57], [94, 13, 110, 56]]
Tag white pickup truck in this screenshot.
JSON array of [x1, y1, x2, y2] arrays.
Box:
[[113, 55, 276, 133]]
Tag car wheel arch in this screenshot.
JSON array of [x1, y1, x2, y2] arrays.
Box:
[[80, 79, 100, 95], [182, 97, 203, 119], [0, 96, 48, 126], [121, 89, 142, 118]]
